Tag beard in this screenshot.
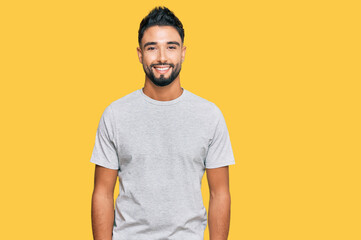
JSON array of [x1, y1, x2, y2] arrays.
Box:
[[143, 62, 182, 87]]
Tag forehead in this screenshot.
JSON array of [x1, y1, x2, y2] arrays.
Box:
[[141, 25, 182, 46]]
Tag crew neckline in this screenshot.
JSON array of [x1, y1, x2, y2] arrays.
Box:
[[139, 87, 188, 106]]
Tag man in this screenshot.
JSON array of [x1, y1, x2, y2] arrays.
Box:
[[90, 6, 235, 240]]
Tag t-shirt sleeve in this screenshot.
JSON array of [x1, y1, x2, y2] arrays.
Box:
[[89, 105, 119, 170], [205, 106, 236, 169]]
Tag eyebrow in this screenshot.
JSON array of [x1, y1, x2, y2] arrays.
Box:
[[143, 41, 181, 48]]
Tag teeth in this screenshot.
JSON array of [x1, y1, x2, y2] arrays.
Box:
[[155, 67, 169, 71]]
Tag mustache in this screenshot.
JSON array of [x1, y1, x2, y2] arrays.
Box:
[[150, 63, 175, 68]]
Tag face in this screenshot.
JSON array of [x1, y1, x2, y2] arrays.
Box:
[[137, 26, 186, 87]]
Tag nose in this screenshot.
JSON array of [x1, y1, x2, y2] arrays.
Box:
[[157, 47, 167, 63]]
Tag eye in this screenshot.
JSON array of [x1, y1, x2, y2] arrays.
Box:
[[168, 46, 177, 49], [147, 47, 155, 51]]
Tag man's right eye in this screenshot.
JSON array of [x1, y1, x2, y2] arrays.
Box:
[[147, 47, 155, 50]]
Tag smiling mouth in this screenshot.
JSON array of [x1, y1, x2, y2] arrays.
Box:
[[153, 66, 171, 74]]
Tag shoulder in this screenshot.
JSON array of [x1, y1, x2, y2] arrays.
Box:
[[97, 89, 141, 122], [109, 89, 141, 109], [101, 89, 143, 117], [184, 89, 222, 119]]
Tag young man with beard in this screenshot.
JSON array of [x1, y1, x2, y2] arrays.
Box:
[[90, 6, 235, 240]]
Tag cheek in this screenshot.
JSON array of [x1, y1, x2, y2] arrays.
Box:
[[167, 54, 181, 64], [175, 52, 184, 61], [143, 53, 157, 63]]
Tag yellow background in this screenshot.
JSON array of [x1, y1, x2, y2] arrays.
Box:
[[1, 0, 360, 239]]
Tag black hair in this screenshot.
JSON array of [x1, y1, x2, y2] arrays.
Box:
[[138, 6, 185, 46]]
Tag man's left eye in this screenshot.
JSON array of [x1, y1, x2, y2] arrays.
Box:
[[168, 46, 176, 49]]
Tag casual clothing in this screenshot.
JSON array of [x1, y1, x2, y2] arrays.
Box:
[[90, 87, 235, 240]]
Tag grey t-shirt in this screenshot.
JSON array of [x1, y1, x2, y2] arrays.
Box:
[[90, 87, 235, 240]]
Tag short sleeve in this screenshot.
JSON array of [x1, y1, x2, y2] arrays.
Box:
[[205, 106, 236, 169], [90, 105, 119, 170]]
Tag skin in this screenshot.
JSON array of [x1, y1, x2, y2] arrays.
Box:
[[91, 25, 231, 240], [91, 166, 117, 240], [207, 166, 232, 240], [137, 25, 186, 101]]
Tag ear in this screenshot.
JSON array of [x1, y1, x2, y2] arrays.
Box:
[[137, 46, 143, 63], [181, 45, 186, 63]]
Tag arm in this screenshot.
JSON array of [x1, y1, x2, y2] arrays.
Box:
[[206, 166, 231, 240], [91, 165, 118, 240]]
